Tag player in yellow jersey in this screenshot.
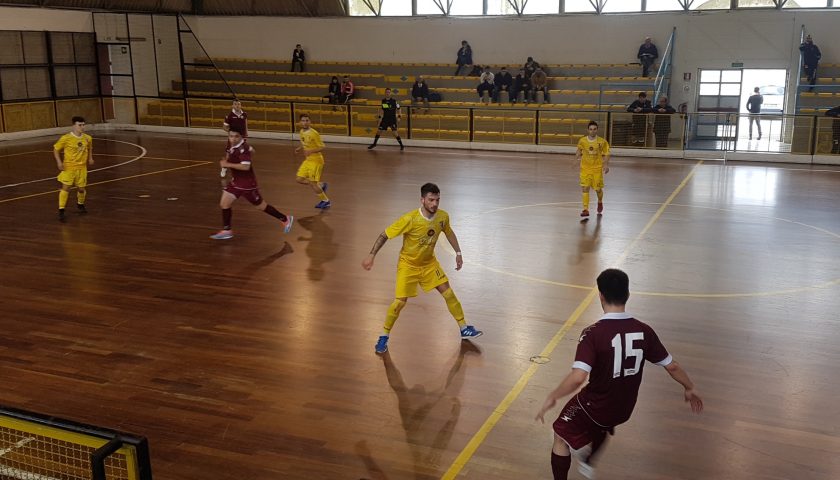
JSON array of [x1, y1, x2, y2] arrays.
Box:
[[294, 113, 331, 209], [362, 183, 483, 354], [54, 116, 93, 222], [576, 120, 610, 218]]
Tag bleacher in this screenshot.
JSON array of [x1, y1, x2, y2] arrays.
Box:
[[796, 63, 840, 115]]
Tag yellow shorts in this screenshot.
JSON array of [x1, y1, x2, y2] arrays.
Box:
[[296, 157, 324, 182], [57, 169, 88, 187], [580, 170, 604, 190], [395, 260, 449, 298]]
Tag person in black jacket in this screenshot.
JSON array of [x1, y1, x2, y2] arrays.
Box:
[[799, 35, 821, 92], [627, 92, 652, 145], [411, 76, 430, 112], [455, 41, 473, 76], [746, 87, 763, 140], [324, 76, 341, 105], [494, 67, 513, 103], [291, 44, 305, 72], [652, 96, 676, 148], [826, 106, 840, 154], [368, 88, 404, 151], [637, 37, 658, 77], [512, 68, 532, 104]]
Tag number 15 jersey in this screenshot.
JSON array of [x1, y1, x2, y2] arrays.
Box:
[[572, 312, 672, 427]]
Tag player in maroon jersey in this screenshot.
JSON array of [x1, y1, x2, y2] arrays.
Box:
[[536, 268, 703, 480], [221, 99, 248, 180], [210, 129, 293, 240]]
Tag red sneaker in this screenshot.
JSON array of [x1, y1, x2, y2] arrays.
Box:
[[597, 202, 603, 214], [580, 209, 590, 217]]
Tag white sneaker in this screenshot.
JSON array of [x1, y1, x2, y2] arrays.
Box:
[[577, 460, 595, 479]]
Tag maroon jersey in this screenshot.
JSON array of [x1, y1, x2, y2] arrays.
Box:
[[224, 110, 248, 137], [572, 312, 672, 427], [226, 140, 257, 190]]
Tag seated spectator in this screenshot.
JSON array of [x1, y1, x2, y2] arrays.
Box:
[[469, 64, 483, 76], [291, 44, 305, 72], [652, 95, 676, 148], [627, 92, 652, 145], [512, 68, 532, 104], [411, 75, 430, 112], [637, 37, 658, 77], [323, 76, 340, 104], [530, 67, 549, 103], [477, 76, 495, 104], [524, 57, 541, 79], [480, 66, 495, 85], [494, 66, 512, 103], [826, 105, 840, 154], [340, 75, 355, 104], [455, 40, 473, 76]]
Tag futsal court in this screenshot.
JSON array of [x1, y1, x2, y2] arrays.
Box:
[[1, 130, 838, 479]]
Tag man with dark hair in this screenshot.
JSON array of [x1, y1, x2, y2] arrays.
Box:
[[368, 88, 404, 150], [494, 66, 512, 103], [54, 116, 93, 222], [826, 105, 840, 154], [746, 87, 763, 141], [637, 36, 658, 77], [362, 183, 483, 354], [531, 66, 550, 103], [536, 268, 703, 480], [295, 113, 330, 209], [627, 92, 652, 145], [576, 121, 610, 218], [524, 56, 540, 79], [512, 68, 532, 104], [411, 76, 430, 112], [210, 129, 293, 240], [652, 95, 676, 148], [455, 40, 473, 76], [291, 44, 305, 72], [221, 99, 248, 179], [799, 35, 821, 92]]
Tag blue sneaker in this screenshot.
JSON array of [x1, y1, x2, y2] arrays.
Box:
[[320, 182, 328, 193], [375, 335, 389, 354], [460, 325, 483, 339], [283, 215, 294, 234], [210, 230, 234, 240], [315, 200, 331, 209]]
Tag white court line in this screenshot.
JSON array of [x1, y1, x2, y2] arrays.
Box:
[[0, 139, 147, 189], [0, 437, 34, 457], [0, 465, 60, 480]]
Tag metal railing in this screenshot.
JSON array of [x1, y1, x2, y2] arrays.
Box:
[[653, 27, 676, 103]]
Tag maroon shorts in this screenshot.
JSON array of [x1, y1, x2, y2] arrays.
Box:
[[224, 185, 262, 205], [552, 396, 609, 450]]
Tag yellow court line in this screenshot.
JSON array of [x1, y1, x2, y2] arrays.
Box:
[[0, 162, 211, 205], [440, 160, 704, 480]]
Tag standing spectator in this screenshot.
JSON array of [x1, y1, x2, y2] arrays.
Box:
[[637, 36, 658, 77], [477, 76, 495, 104], [455, 41, 473, 76], [494, 66, 513, 103], [291, 44, 305, 72], [627, 92, 652, 145], [340, 75, 355, 104], [799, 35, 821, 92], [531, 67, 550, 103], [826, 105, 840, 154], [652, 96, 676, 148], [524, 56, 540, 79], [324, 76, 341, 105], [411, 76, 430, 112], [479, 66, 494, 86], [746, 87, 763, 140], [512, 68, 532, 104]]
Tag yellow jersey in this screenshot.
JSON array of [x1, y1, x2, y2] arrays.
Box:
[[578, 135, 609, 173], [54, 133, 92, 170], [299, 127, 325, 163], [385, 208, 453, 267]]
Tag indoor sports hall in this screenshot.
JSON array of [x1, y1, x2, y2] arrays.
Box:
[[0, 2, 838, 480]]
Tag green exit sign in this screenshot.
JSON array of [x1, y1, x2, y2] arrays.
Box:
[[731, 62, 744, 68]]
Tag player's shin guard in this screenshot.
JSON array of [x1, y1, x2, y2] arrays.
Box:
[[371, 134, 380, 146], [77, 189, 86, 205], [396, 136, 403, 147], [441, 288, 466, 328], [383, 299, 406, 334], [582, 190, 590, 209], [263, 204, 288, 222], [222, 208, 232, 230], [59, 189, 69, 209], [551, 453, 571, 480]]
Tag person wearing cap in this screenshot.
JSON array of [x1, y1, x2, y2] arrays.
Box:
[[637, 36, 658, 78]]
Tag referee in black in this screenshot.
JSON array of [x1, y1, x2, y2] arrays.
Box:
[[368, 88, 404, 150]]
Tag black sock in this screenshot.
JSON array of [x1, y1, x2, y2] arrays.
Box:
[[587, 428, 610, 465], [396, 136, 403, 146], [551, 453, 571, 480], [263, 204, 287, 222], [222, 208, 232, 230], [372, 134, 380, 145]]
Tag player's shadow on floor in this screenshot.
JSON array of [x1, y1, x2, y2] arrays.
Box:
[[240, 241, 293, 273], [356, 342, 481, 480], [296, 212, 337, 282], [569, 214, 601, 265]]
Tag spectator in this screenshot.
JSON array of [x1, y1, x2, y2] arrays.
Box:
[[746, 86, 763, 140], [799, 35, 821, 92], [512, 68, 532, 104], [530, 67, 550, 103], [652, 96, 676, 148], [494, 66, 513, 103], [826, 105, 840, 154], [479, 66, 495, 85], [627, 92, 652, 145], [477, 76, 495, 104], [524, 56, 540, 79], [637, 36, 658, 78], [411, 76, 430, 112], [340, 75, 355, 104], [455, 40, 473, 76], [291, 44, 305, 72], [324, 76, 341, 105]]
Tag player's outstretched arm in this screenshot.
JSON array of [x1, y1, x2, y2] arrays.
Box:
[[535, 368, 588, 423], [362, 232, 388, 270], [664, 361, 703, 414], [444, 230, 463, 271]]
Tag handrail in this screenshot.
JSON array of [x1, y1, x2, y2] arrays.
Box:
[[598, 82, 655, 109], [653, 27, 676, 103]]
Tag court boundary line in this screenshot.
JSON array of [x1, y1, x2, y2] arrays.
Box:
[[440, 160, 704, 479], [0, 139, 147, 190]]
